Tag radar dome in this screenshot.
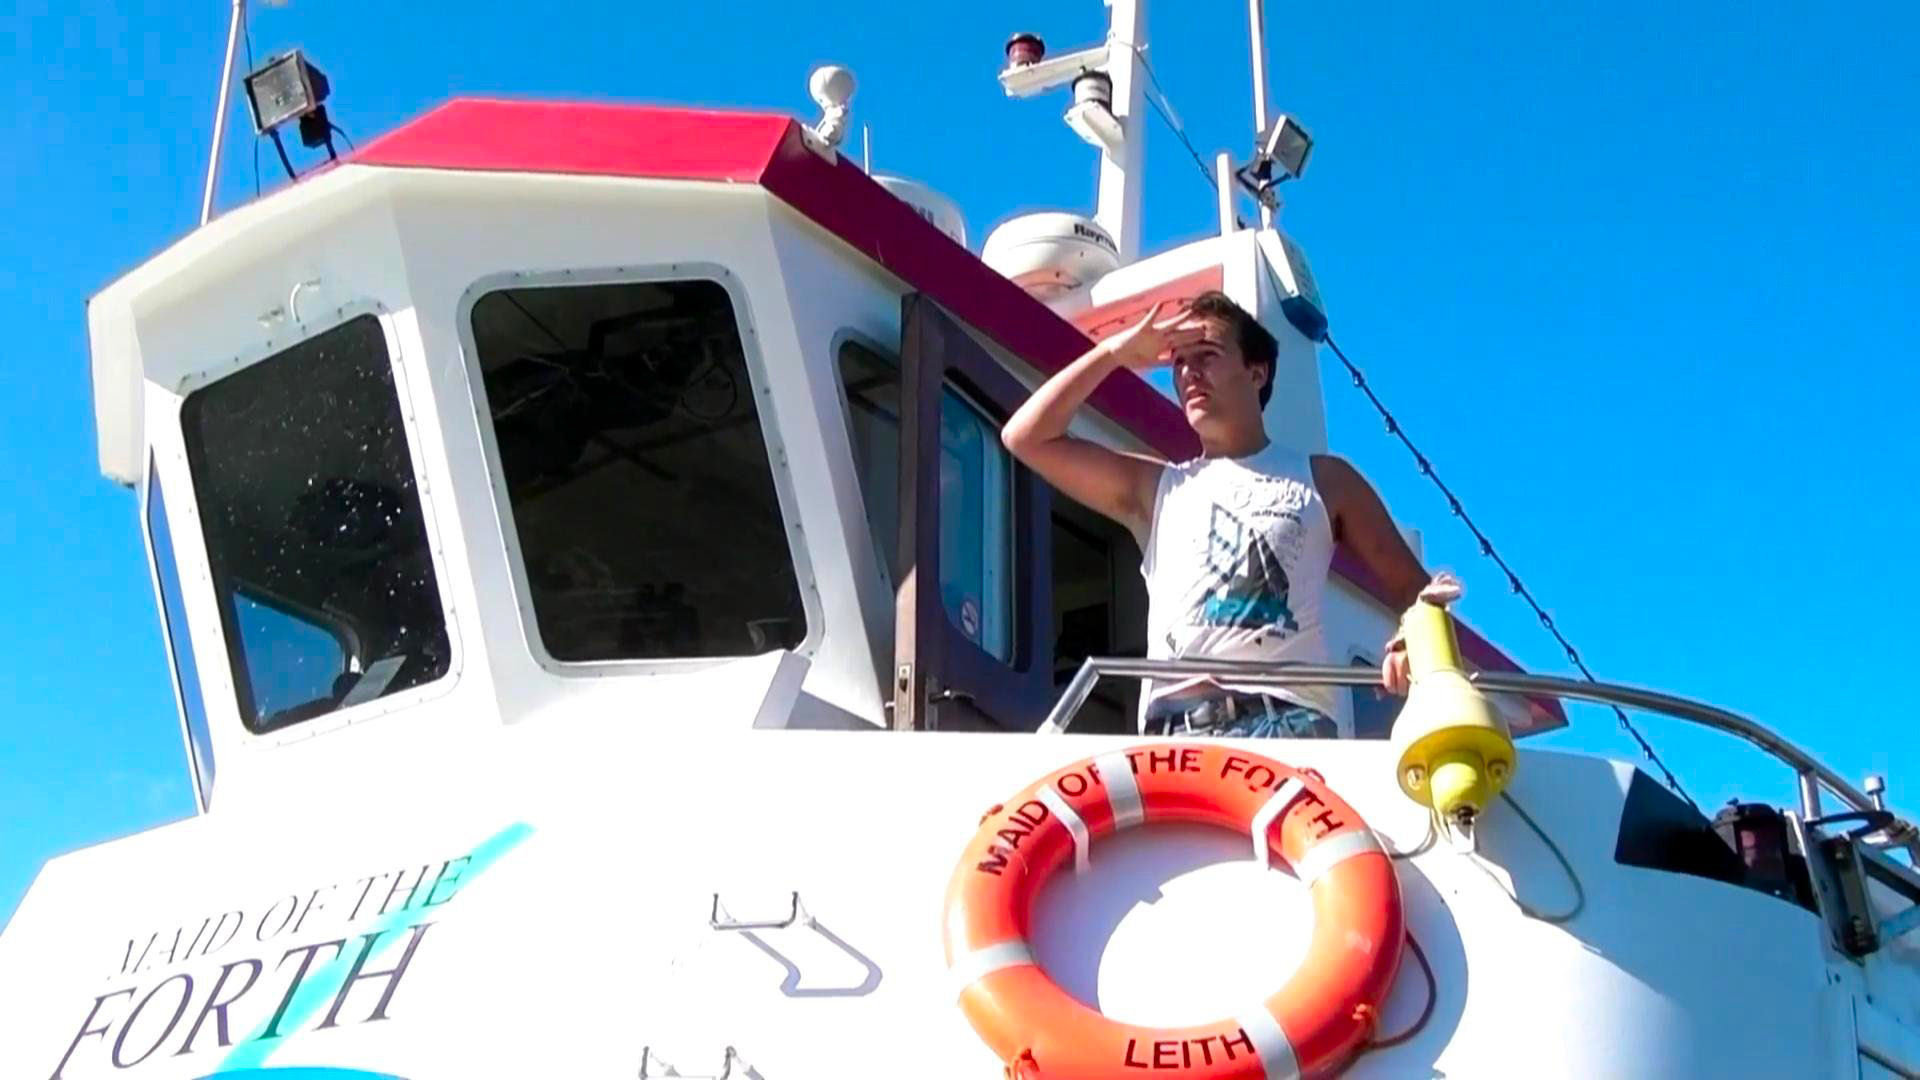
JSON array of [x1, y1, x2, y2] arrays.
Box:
[[875, 175, 968, 248], [981, 212, 1120, 299]]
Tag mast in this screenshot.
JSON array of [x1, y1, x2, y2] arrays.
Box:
[[1095, 0, 1148, 262], [1247, 0, 1274, 228], [200, 0, 247, 225]]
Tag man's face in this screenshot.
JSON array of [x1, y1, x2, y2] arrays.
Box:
[[1171, 319, 1264, 429]]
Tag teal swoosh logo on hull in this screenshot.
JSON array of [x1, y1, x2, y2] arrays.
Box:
[[200, 1070, 409, 1079], [214, 821, 534, 1073]]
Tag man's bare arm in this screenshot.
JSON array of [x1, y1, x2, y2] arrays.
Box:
[[1314, 454, 1429, 607], [1002, 303, 1200, 544], [1313, 453, 1436, 692]]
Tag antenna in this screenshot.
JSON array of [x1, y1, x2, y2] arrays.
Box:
[[1098, 0, 1147, 262], [995, 0, 1149, 265], [1246, 0, 1273, 227], [807, 65, 856, 149], [199, 0, 247, 225]]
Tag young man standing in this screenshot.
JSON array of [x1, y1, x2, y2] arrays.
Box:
[[1002, 291, 1434, 737]]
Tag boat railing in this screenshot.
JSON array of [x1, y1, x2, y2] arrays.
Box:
[[1040, 657, 1918, 861]]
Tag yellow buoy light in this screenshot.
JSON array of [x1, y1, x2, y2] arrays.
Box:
[[1390, 578, 1516, 831]]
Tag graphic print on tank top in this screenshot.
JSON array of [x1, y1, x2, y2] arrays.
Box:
[[1199, 502, 1300, 633], [1143, 448, 1337, 725]]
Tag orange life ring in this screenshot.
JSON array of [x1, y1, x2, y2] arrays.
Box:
[[942, 744, 1403, 1080]]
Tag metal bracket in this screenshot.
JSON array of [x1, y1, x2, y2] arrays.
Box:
[[1821, 834, 1881, 958], [1881, 904, 1920, 947], [639, 1046, 739, 1079], [711, 891, 806, 932]]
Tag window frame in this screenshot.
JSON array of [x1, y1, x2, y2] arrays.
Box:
[[174, 303, 465, 740], [454, 262, 823, 676], [140, 453, 214, 812]]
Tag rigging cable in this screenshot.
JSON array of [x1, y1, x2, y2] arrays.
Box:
[[242, 2, 259, 197], [1315, 320, 1701, 814], [1114, 39, 1224, 205]]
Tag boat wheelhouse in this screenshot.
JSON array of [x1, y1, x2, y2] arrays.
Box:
[[5, 5, 1918, 1077]]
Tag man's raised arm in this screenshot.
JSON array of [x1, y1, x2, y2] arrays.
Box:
[[1001, 302, 1201, 545]]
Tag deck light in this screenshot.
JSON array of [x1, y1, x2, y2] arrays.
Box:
[[1247, 113, 1313, 184], [244, 50, 333, 149]]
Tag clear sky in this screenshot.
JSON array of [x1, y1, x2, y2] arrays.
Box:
[[2, 2, 1915, 927]]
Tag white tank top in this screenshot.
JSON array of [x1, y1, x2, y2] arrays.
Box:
[[1139, 442, 1339, 729]]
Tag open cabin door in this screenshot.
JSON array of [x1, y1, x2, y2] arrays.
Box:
[[891, 296, 1056, 731]]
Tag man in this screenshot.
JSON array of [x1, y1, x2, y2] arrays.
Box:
[[1002, 291, 1433, 737]]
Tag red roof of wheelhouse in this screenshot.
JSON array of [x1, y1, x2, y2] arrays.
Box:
[[350, 98, 1566, 730]]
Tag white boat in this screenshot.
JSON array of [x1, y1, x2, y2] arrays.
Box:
[[5, 2, 1918, 1077]]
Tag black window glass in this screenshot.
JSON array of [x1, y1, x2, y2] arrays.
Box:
[[1050, 496, 1148, 734], [469, 279, 807, 661], [181, 314, 451, 732], [1350, 655, 1400, 739]]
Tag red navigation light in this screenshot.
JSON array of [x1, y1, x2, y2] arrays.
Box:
[[1005, 32, 1045, 67]]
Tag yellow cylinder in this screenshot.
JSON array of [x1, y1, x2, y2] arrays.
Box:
[[1390, 594, 1515, 821]]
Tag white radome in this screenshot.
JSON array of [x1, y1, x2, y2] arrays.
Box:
[[981, 211, 1120, 298]]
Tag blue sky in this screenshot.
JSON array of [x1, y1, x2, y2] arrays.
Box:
[[1, 2, 1915, 926]]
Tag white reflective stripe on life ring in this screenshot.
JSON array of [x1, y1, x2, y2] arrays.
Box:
[[1292, 828, 1383, 887], [1235, 1005, 1302, 1080], [950, 940, 1035, 999], [1250, 777, 1307, 869], [1036, 783, 1090, 874], [1096, 750, 1145, 829]]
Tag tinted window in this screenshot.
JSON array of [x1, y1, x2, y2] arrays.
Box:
[[469, 279, 807, 661], [840, 341, 903, 587], [1051, 495, 1147, 733], [837, 342, 1014, 661], [938, 390, 1013, 660], [232, 591, 351, 718], [1349, 655, 1399, 739], [146, 467, 214, 806], [181, 315, 450, 732]]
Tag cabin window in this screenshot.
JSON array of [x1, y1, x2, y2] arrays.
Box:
[[840, 341, 903, 588], [144, 465, 215, 807], [837, 341, 1014, 661], [1050, 495, 1148, 734], [938, 389, 1014, 659], [181, 314, 451, 733], [1349, 654, 1399, 738], [469, 278, 807, 662]]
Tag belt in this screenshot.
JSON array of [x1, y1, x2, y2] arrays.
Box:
[[1145, 691, 1283, 735]]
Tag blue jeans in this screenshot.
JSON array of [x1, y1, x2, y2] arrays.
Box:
[[1144, 690, 1338, 739]]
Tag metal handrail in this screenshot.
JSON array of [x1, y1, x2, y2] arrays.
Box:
[[1040, 657, 1916, 856]]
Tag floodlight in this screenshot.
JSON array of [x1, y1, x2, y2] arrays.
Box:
[[244, 50, 333, 149], [1259, 114, 1314, 181]]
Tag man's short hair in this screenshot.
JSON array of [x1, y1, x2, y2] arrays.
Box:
[[1187, 291, 1279, 409]]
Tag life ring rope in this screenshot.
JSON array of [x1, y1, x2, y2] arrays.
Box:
[[942, 745, 1405, 1080]]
